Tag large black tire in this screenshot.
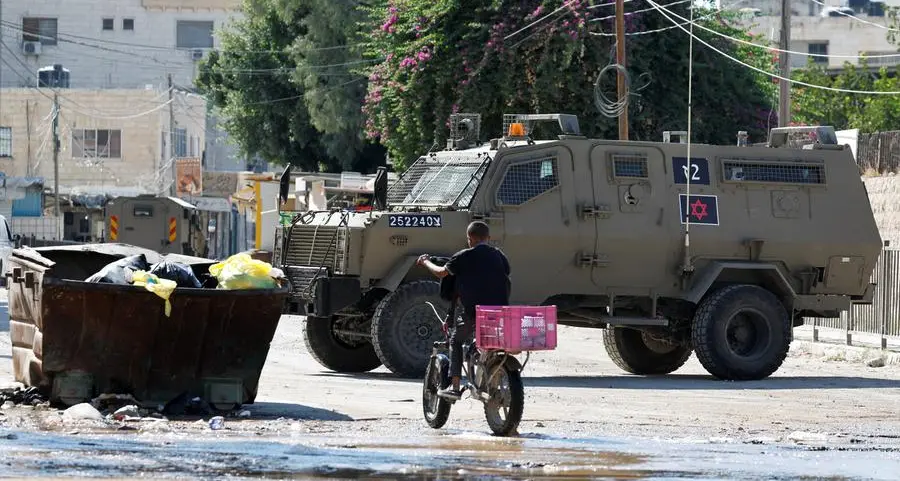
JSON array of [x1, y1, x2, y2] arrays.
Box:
[[691, 284, 791, 381], [422, 357, 451, 429], [303, 316, 382, 373], [602, 326, 693, 375], [484, 365, 524, 437], [371, 280, 446, 378]]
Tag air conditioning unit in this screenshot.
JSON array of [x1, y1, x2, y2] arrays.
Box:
[[22, 41, 41, 56], [191, 49, 204, 61]]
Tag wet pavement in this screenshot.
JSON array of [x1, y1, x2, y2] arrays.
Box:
[[2, 289, 900, 480], [2, 418, 900, 480]]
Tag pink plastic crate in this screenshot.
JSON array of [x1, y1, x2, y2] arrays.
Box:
[[475, 305, 558, 352]]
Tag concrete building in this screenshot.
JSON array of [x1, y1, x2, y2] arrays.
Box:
[[0, 88, 205, 196], [1, 0, 242, 89], [735, 0, 900, 71]]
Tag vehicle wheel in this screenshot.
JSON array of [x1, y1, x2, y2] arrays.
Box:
[[691, 284, 791, 381], [422, 356, 451, 429], [303, 316, 382, 373], [483, 365, 524, 437], [602, 326, 693, 375], [371, 280, 446, 378]]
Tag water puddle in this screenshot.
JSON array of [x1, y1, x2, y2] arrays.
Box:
[[1, 427, 899, 480]]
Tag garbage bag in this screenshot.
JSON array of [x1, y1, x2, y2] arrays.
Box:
[[85, 254, 150, 284], [148, 260, 201, 288], [132, 270, 177, 317], [208, 253, 281, 290]]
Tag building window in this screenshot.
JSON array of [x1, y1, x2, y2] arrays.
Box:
[[123, 18, 134, 31], [174, 128, 188, 157], [102, 18, 114, 31], [176, 20, 214, 49], [809, 43, 828, 64], [71, 129, 122, 159], [22, 17, 58, 46], [0, 127, 11, 157]]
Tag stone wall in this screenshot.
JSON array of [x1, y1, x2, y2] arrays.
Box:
[[863, 175, 900, 246]]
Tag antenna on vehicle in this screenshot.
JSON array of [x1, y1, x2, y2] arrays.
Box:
[[680, 1, 697, 281]]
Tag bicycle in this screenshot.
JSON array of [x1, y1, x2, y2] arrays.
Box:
[[420, 265, 557, 436]]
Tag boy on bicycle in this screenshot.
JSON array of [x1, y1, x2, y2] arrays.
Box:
[[417, 221, 511, 400]]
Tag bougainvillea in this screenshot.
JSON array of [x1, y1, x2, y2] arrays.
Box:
[[359, 0, 777, 169]]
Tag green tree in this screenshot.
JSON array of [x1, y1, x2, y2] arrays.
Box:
[[196, 0, 385, 171], [361, 0, 778, 169], [791, 58, 900, 132]]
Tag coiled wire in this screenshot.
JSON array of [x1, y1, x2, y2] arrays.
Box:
[[593, 63, 652, 118]]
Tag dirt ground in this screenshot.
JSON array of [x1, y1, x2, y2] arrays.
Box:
[[2, 303, 900, 479], [2, 310, 900, 443]]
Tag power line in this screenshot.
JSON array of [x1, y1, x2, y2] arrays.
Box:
[[649, 0, 900, 59], [591, 0, 749, 37], [804, 0, 900, 32], [644, 0, 900, 94]]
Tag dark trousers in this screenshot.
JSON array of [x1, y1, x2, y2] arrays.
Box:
[[449, 307, 476, 379]]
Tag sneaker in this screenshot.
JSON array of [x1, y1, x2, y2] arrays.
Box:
[[437, 386, 462, 401]]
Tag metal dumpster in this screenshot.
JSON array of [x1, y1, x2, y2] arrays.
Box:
[[7, 244, 289, 410]]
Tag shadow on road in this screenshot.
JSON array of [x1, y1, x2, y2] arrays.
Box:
[[246, 401, 353, 421], [524, 374, 900, 390], [309, 372, 421, 384]]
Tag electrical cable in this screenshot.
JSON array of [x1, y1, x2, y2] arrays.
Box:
[[644, 0, 900, 95]]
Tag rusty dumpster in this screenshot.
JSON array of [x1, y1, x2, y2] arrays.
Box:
[[6, 244, 290, 410]]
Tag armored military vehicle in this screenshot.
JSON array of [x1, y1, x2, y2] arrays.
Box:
[[277, 113, 881, 381]]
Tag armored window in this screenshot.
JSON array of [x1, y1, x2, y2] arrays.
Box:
[[722, 159, 826, 185], [496, 156, 559, 206], [133, 205, 154, 217], [611, 154, 648, 179]]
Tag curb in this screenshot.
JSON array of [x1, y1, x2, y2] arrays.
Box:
[[789, 338, 900, 366]]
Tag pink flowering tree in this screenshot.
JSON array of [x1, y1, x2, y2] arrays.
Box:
[[360, 0, 776, 169]]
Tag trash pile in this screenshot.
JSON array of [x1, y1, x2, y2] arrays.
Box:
[[0, 385, 48, 409], [85, 252, 286, 316]]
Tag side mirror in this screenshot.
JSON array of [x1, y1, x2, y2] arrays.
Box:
[[279, 164, 292, 205], [373, 166, 388, 211]]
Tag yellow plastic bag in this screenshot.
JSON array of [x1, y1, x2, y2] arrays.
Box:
[[132, 270, 177, 317], [208, 253, 279, 290]]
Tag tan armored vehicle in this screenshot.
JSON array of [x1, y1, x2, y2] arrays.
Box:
[[276, 113, 881, 381]]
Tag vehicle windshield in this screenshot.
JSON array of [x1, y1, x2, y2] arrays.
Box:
[[387, 153, 490, 209]]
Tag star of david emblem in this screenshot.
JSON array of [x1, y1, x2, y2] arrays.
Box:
[[689, 199, 708, 221]]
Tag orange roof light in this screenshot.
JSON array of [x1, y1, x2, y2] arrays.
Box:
[[508, 122, 526, 137]]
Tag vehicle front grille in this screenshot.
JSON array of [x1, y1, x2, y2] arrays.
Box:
[[284, 266, 327, 301], [280, 224, 349, 300], [282, 224, 348, 271]]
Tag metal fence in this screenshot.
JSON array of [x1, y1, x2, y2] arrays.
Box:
[[856, 131, 900, 174], [807, 247, 900, 349]]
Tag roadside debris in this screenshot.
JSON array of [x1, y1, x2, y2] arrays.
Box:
[[866, 357, 886, 368], [62, 403, 105, 422], [209, 416, 226, 430], [0, 386, 48, 407]]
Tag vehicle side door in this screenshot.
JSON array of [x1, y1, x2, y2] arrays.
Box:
[[485, 145, 579, 304]]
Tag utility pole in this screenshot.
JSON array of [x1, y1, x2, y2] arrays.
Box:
[[52, 92, 61, 238], [167, 73, 176, 197], [615, 0, 628, 140], [778, 0, 791, 127]]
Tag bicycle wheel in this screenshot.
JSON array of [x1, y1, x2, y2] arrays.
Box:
[[483, 363, 524, 436], [422, 356, 451, 429]]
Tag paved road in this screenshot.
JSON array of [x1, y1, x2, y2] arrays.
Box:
[[2, 297, 900, 479]]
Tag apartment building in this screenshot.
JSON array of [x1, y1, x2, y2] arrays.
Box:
[[1, 0, 242, 89], [734, 0, 900, 71], [0, 88, 205, 195]]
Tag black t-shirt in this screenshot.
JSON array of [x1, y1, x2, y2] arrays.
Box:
[[445, 243, 511, 318]]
